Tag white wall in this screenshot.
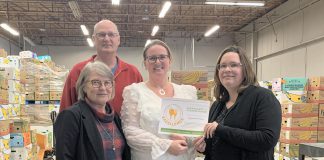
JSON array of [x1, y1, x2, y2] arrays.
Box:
[[237, 0, 324, 81], [35, 36, 234, 80]]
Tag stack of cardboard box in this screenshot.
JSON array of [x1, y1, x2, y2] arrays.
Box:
[[171, 71, 208, 100]]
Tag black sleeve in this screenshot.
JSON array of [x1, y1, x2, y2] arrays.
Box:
[[215, 89, 282, 152], [54, 109, 80, 160]]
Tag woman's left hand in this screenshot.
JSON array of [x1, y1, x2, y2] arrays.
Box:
[[204, 121, 218, 139]]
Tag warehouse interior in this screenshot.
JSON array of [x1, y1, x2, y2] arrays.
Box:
[[1, 0, 324, 159]]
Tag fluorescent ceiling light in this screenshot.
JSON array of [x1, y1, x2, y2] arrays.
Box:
[[68, 1, 82, 19], [23, 36, 36, 46], [87, 38, 94, 47], [0, 23, 19, 36], [151, 25, 159, 36], [204, 25, 220, 37], [145, 39, 151, 47], [80, 25, 89, 36], [159, 1, 171, 18], [112, 0, 120, 5], [205, 1, 265, 7]]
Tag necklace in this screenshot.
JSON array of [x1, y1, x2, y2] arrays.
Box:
[[159, 88, 166, 95], [96, 118, 115, 151]]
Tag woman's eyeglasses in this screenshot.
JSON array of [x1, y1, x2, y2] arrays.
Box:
[[145, 55, 169, 63], [88, 80, 113, 88], [217, 62, 242, 71]]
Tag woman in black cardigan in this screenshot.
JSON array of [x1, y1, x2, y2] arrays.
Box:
[[54, 61, 131, 160], [195, 46, 281, 160]]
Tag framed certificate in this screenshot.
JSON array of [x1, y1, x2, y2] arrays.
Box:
[[158, 98, 210, 137]]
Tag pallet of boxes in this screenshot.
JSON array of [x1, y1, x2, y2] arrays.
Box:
[[272, 77, 319, 160], [0, 52, 36, 160], [19, 52, 68, 159], [308, 77, 324, 143]]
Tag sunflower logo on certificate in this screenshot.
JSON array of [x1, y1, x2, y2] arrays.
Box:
[[162, 104, 184, 126]]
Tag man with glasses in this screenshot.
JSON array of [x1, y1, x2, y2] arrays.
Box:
[[60, 19, 143, 115]]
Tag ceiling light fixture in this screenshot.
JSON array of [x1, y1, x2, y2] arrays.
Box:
[[205, 1, 265, 7], [204, 25, 220, 37], [23, 36, 36, 46], [151, 25, 159, 36], [87, 38, 94, 47], [80, 25, 89, 36], [68, 1, 82, 19], [159, 1, 171, 18], [112, 0, 120, 5], [145, 39, 151, 47], [0, 23, 19, 36]]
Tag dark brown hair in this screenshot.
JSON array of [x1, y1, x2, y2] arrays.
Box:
[[214, 45, 258, 102]]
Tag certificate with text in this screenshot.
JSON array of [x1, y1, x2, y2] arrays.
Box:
[[158, 98, 210, 137]]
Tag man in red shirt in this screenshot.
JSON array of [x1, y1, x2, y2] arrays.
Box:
[[60, 19, 143, 115]]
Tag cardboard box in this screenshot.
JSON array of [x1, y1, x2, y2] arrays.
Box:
[[10, 146, 28, 160], [281, 103, 318, 117], [259, 81, 272, 90], [308, 76, 324, 91], [171, 71, 208, 85], [8, 80, 21, 92], [318, 131, 324, 142], [320, 104, 324, 118], [0, 120, 10, 136], [0, 78, 8, 90], [25, 92, 34, 100], [307, 90, 324, 103], [272, 78, 282, 92], [0, 105, 9, 120], [281, 117, 318, 130], [10, 119, 30, 133], [274, 91, 307, 103], [280, 129, 317, 143], [0, 90, 8, 104], [36, 133, 49, 149], [8, 92, 20, 104], [10, 132, 31, 147], [280, 143, 299, 157], [50, 91, 62, 100], [0, 66, 20, 80], [282, 77, 308, 91], [34, 92, 49, 101]]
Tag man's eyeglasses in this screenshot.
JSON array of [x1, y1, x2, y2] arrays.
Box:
[[217, 62, 242, 71], [88, 80, 113, 88], [95, 32, 119, 39], [145, 55, 170, 63]]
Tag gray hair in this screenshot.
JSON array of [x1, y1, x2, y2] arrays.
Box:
[[76, 61, 115, 101]]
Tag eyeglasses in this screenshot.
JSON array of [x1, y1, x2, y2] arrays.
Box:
[[88, 80, 113, 88], [145, 54, 169, 63], [95, 32, 119, 39], [217, 62, 242, 71]]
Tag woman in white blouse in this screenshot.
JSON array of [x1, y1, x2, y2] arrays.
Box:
[[121, 39, 197, 160]]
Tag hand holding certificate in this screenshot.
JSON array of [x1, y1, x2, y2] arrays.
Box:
[[158, 98, 210, 137]]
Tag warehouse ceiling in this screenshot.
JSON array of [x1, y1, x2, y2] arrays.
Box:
[[0, 0, 287, 47]]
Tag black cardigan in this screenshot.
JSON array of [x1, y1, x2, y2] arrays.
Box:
[[205, 85, 281, 160], [54, 100, 131, 160]]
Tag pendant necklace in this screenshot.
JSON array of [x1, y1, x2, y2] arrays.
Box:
[[159, 88, 166, 95], [96, 118, 115, 151]]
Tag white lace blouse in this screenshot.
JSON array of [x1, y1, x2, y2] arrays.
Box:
[[121, 82, 197, 160]]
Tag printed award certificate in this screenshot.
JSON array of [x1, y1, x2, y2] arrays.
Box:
[[158, 98, 210, 137]]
